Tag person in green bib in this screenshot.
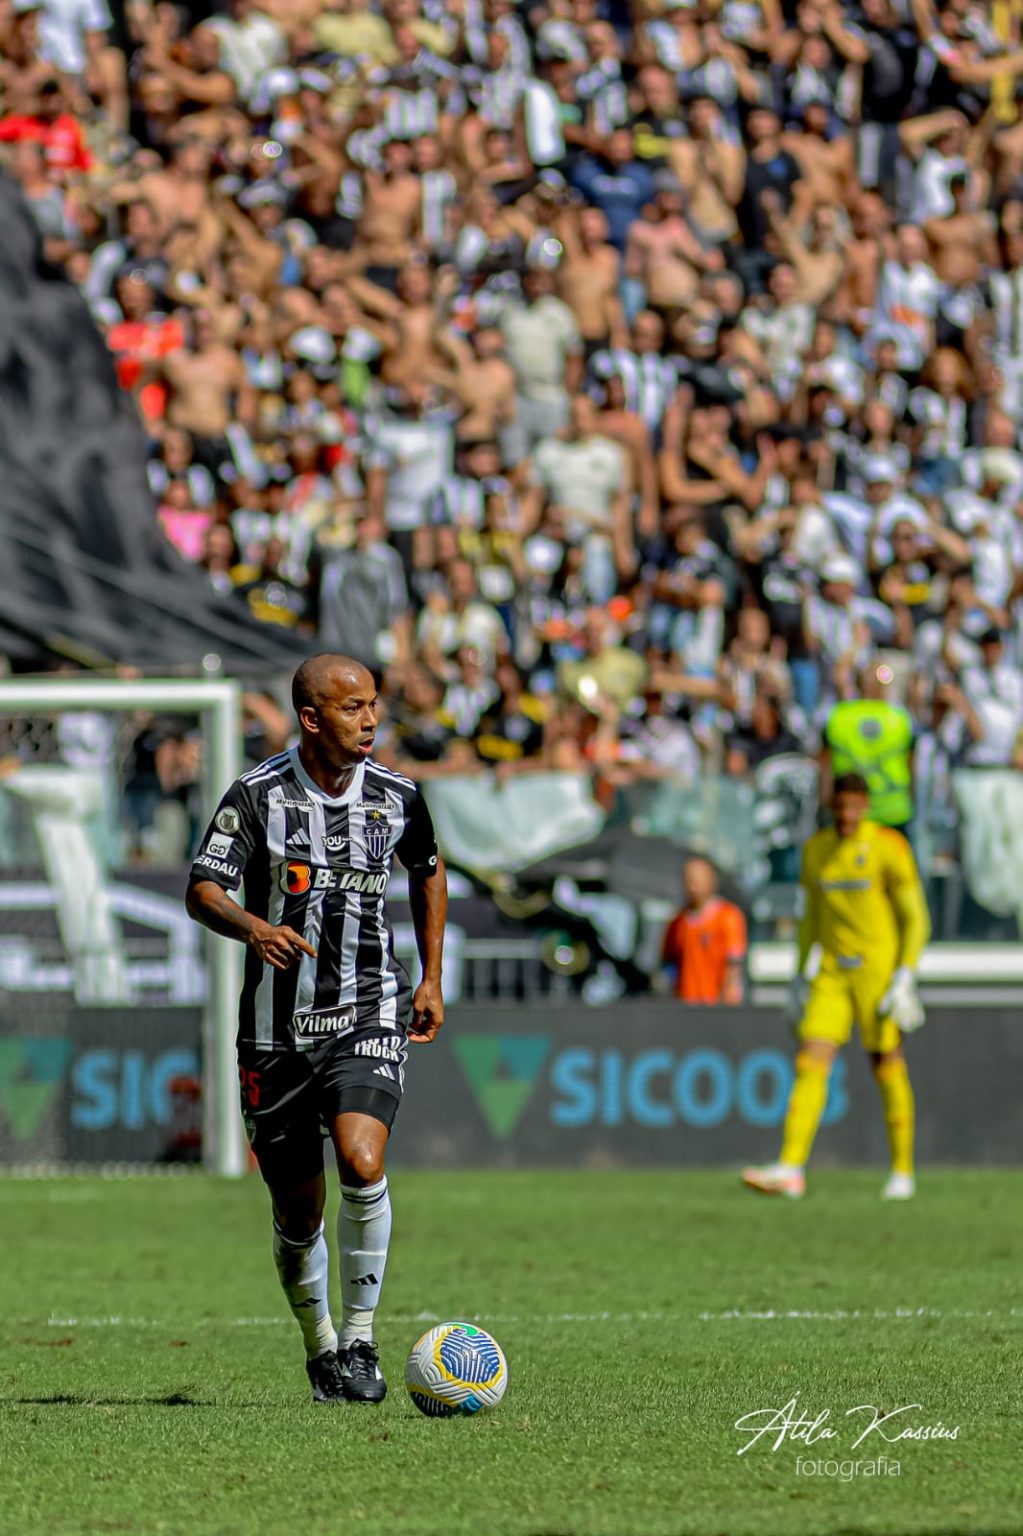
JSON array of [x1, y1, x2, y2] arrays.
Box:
[[821, 663, 914, 834]]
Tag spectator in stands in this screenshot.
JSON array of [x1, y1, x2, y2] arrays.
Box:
[[661, 857, 747, 1006], [12, 0, 1023, 941]]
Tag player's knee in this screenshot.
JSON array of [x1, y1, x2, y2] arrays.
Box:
[[271, 1188, 325, 1240], [273, 1207, 322, 1242], [340, 1140, 385, 1187], [871, 1048, 903, 1073], [799, 1039, 837, 1068]]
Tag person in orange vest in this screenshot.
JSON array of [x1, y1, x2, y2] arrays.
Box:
[[660, 857, 747, 1005]]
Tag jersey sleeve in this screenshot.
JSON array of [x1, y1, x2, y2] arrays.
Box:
[[188, 779, 263, 893], [394, 786, 439, 876], [880, 830, 930, 969]]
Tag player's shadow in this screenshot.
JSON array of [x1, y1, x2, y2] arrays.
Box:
[[11, 1391, 214, 1407]]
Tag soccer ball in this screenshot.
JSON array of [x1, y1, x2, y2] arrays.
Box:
[[404, 1322, 508, 1417]]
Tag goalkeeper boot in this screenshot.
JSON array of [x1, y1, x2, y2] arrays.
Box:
[[306, 1349, 346, 1404], [741, 1162, 806, 1199], [338, 1340, 387, 1403], [881, 1172, 916, 1201]]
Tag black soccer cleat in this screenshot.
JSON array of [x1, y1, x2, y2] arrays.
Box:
[[306, 1349, 346, 1404], [337, 1340, 387, 1403]]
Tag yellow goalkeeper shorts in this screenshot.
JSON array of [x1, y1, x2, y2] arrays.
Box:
[[799, 963, 901, 1054]]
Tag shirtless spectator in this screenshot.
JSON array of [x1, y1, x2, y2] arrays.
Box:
[[625, 177, 723, 320], [430, 325, 518, 448], [782, 101, 860, 213], [110, 138, 216, 241], [348, 260, 448, 391], [672, 96, 744, 247], [354, 138, 424, 278], [924, 170, 997, 286], [157, 310, 252, 471], [555, 203, 628, 358]]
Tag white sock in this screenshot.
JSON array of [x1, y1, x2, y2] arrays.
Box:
[[272, 1222, 337, 1361], [337, 1177, 391, 1348]]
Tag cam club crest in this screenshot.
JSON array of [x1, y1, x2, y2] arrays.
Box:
[[363, 807, 390, 862]]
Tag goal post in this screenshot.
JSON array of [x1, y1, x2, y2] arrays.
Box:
[[0, 676, 246, 1176]]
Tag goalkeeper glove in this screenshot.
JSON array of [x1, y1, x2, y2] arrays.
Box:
[[879, 966, 925, 1033]]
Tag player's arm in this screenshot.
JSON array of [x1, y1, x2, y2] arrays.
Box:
[[396, 787, 447, 1044], [186, 880, 316, 970], [885, 837, 930, 972], [788, 839, 820, 1025], [879, 834, 930, 1031], [795, 838, 821, 975], [722, 905, 747, 1006], [185, 786, 316, 970]]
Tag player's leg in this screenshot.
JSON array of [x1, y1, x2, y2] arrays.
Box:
[[315, 1023, 406, 1401], [268, 1171, 347, 1398], [742, 971, 851, 1197], [860, 979, 916, 1199], [328, 1106, 395, 1402], [871, 1049, 915, 1199], [240, 1051, 345, 1402]]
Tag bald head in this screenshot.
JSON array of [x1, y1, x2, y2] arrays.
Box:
[[292, 654, 374, 717], [291, 654, 380, 778]]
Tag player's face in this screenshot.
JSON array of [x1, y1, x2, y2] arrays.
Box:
[[683, 858, 716, 906], [306, 673, 380, 766], [833, 790, 868, 840]]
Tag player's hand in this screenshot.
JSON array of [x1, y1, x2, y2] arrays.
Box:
[[408, 978, 444, 1043], [880, 966, 925, 1033], [246, 920, 317, 971], [786, 974, 810, 1030]]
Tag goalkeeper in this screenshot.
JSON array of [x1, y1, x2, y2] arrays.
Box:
[[743, 773, 929, 1201]]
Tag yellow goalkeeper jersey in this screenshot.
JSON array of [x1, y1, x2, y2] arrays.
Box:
[[798, 821, 929, 976]]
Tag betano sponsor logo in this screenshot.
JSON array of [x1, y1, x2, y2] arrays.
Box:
[[282, 862, 388, 896]]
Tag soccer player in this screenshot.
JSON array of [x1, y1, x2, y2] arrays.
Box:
[[186, 654, 447, 1404], [742, 773, 929, 1201]]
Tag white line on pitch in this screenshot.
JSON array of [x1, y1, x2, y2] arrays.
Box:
[[37, 1306, 1023, 1329]]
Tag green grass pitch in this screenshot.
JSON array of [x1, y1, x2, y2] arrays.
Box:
[[1, 1169, 1020, 1536]]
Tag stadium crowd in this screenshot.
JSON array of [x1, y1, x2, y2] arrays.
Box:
[[7, 0, 1023, 820]]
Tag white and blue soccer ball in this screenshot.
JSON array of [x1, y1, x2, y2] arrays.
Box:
[[404, 1322, 508, 1417]]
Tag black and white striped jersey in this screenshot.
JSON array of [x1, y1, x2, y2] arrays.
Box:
[[189, 749, 438, 1051]]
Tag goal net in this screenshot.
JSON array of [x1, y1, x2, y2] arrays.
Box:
[[0, 678, 245, 1175]]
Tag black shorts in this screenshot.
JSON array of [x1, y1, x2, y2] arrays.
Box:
[[238, 1026, 407, 1185]]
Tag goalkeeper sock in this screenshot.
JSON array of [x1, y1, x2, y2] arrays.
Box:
[[875, 1056, 915, 1176], [338, 1177, 391, 1347], [272, 1222, 337, 1360], [779, 1052, 832, 1170]]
